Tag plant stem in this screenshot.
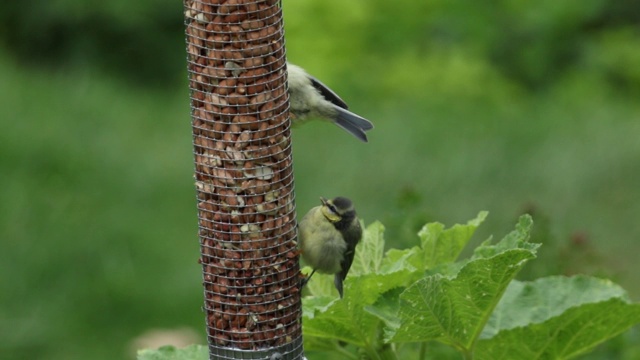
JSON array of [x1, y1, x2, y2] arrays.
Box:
[[364, 344, 384, 360], [332, 343, 359, 360], [379, 343, 398, 360], [462, 349, 473, 360], [418, 342, 427, 360]]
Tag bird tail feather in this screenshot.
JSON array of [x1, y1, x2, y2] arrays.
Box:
[[334, 107, 374, 143], [334, 273, 345, 298]]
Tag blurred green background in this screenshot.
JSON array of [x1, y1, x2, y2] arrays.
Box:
[[2, 0, 639, 359]]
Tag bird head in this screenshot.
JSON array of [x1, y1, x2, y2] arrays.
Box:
[[320, 196, 356, 224]]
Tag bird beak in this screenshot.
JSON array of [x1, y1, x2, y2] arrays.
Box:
[[319, 197, 340, 222]]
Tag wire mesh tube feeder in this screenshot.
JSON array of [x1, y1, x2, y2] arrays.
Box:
[[184, 0, 303, 358]]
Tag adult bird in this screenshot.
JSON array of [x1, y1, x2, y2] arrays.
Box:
[[287, 64, 374, 142]]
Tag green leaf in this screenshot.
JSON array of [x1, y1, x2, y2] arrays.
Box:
[[301, 294, 336, 320], [304, 270, 414, 348], [137, 345, 208, 360], [472, 214, 537, 259], [376, 212, 487, 279], [482, 276, 630, 338], [350, 221, 386, 276], [302, 284, 380, 347], [380, 246, 423, 273], [376, 212, 489, 283], [419, 211, 488, 268], [476, 276, 640, 359], [385, 215, 536, 350], [476, 299, 640, 360], [364, 287, 405, 331], [303, 265, 338, 298], [387, 249, 535, 346], [303, 336, 343, 354]]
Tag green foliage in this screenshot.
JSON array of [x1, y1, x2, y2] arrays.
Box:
[[2, 0, 640, 91], [477, 278, 640, 359], [302, 215, 640, 360], [137, 345, 207, 360], [134, 216, 640, 360], [3, 2, 640, 360]]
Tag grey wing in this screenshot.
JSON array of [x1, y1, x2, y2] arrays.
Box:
[[308, 75, 350, 110], [338, 220, 362, 281], [333, 222, 361, 298], [338, 245, 356, 283]]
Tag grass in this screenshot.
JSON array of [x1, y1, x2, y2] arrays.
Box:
[[1, 42, 639, 359]]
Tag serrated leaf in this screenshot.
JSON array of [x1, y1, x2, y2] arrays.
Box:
[[387, 248, 535, 347], [301, 294, 336, 320], [302, 285, 379, 347], [385, 215, 535, 348], [482, 276, 630, 338], [137, 345, 208, 360], [380, 246, 422, 273], [303, 336, 342, 353], [364, 287, 405, 330], [378, 213, 488, 281], [473, 214, 536, 259], [303, 270, 409, 348], [419, 211, 487, 268], [476, 299, 640, 360]]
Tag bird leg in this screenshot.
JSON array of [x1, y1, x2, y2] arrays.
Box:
[[300, 269, 317, 289]]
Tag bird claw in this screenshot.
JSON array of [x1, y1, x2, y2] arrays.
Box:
[[299, 269, 316, 289]]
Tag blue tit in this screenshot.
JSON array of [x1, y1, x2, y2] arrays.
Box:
[[287, 63, 374, 142], [299, 196, 362, 298]]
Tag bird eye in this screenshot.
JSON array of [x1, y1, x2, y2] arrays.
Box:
[[327, 204, 338, 214]]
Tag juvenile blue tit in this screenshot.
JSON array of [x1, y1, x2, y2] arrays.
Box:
[[299, 196, 362, 298], [287, 63, 374, 142]]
